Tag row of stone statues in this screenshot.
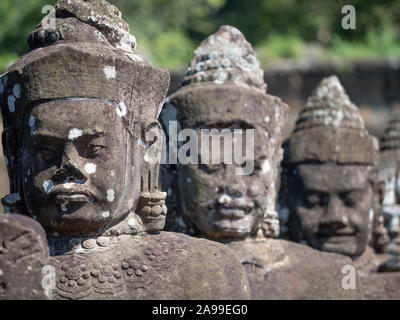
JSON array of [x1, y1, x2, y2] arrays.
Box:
[[0, 0, 399, 300]]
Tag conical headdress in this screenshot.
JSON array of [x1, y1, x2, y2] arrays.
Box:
[[284, 76, 379, 165], [181, 25, 266, 93], [381, 112, 400, 151]]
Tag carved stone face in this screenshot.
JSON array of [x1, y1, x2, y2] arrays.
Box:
[[20, 99, 140, 236], [380, 156, 400, 237], [179, 126, 271, 239], [288, 163, 374, 257]]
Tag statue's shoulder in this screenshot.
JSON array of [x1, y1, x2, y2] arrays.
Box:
[[51, 231, 250, 299], [145, 231, 251, 299], [227, 238, 364, 300]]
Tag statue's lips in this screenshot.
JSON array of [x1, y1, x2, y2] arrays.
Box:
[[215, 207, 247, 219], [316, 227, 356, 240], [201, 199, 254, 220], [48, 186, 96, 203]]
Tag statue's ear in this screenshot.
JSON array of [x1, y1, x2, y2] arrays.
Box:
[[136, 121, 167, 232], [143, 121, 163, 167]]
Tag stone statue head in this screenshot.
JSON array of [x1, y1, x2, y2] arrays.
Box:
[[280, 76, 381, 258], [164, 26, 288, 240], [379, 113, 400, 238], [0, 0, 169, 238]]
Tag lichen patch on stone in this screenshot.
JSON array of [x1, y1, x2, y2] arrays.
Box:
[[116, 101, 127, 117], [68, 128, 83, 140], [84, 162, 97, 174], [107, 189, 115, 202], [103, 65, 116, 80]]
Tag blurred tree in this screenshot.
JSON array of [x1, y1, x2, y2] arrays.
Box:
[[0, 0, 399, 72]]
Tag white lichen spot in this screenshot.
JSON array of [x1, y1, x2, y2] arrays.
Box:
[[262, 159, 271, 174], [218, 193, 231, 205], [126, 218, 136, 228], [103, 66, 116, 80], [102, 211, 110, 218], [187, 178, 192, 183], [75, 247, 84, 253], [8, 95, 16, 113], [68, 128, 83, 140], [13, 84, 21, 98], [264, 116, 270, 123], [116, 102, 127, 117], [107, 189, 115, 202], [63, 182, 74, 189], [43, 180, 55, 194], [110, 170, 115, 176], [0, 269, 3, 276], [84, 163, 97, 175]]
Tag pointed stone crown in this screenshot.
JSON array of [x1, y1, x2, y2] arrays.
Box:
[[0, 0, 169, 136], [381, 112, 400, 151], [181, 25, 266, 93], [284, 76, 379, 165], [296, 76, 365, 131]]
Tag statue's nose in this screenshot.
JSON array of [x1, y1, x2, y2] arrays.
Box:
[[320, 195, 347, 229], [53, 144, 87, 184]]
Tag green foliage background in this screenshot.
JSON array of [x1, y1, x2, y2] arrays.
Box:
[[0, 0, 399, 72]]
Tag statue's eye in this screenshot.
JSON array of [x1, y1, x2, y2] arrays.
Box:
[[301, 192, 323, 209], [340, 191, 363, 208], [87, 144, 105, 154]]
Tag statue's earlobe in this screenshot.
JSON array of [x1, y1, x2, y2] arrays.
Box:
[[136, 121, 167, 232]]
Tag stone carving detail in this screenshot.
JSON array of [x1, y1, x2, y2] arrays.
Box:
[[279, 75, 396, 298], [0, 0, 250, 300], [52, 234, 185, 299], [182, 25, 266, 93], [163, 25, 287, 241], [162, 29, 362, 299], [280, 75, 383, 258], [28, 0, 137, 53], [378, 112, 400, 271]]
